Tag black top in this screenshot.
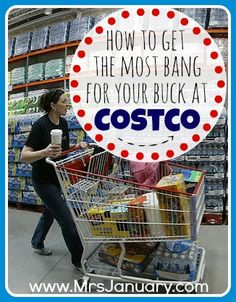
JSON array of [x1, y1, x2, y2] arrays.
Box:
[[25, 114, 69, 185]]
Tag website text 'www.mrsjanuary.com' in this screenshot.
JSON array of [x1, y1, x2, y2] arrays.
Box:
[[29, 279, 209, 294]]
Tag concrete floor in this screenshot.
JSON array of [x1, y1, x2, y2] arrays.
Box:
[[7, 208, 229, 296]]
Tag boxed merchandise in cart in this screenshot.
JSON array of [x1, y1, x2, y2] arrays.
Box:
[[98, 242, 156, 274], [128, 195, 149, 237], [87, 203, 130, 238], [46, 146, 206, 286], [127, 193, 165, 238], [156, 173, 190, 237], [86, 192, 168, 239]]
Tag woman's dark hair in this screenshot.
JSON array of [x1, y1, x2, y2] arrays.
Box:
[[39, 89, 65, 112]]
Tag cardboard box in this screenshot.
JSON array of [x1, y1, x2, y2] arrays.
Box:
[[156, 174, 190, 237], [87, 201, 130, 238], [128, 195, 150, 237], [98, 242, 156, 274], [128, 193, 164, 237]]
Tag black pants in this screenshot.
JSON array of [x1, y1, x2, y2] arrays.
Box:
[[31, 181, 83, 266]]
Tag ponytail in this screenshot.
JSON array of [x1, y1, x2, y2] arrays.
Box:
[[39, 89, 64, 112]]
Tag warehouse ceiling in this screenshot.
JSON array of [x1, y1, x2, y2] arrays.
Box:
[[8, 8, 88, 35]]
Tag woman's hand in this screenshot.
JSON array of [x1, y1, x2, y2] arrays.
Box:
[[79, 142, 87, 149], [44, 144, 62, 158]]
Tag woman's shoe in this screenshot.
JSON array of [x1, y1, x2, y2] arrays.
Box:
[[32, 246, 52, 256]]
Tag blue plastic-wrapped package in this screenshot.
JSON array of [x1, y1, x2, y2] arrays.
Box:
[[94, 13, 109, 25], [31, 27, 49, 51], [48, 21, 69, 46], [209, 8, 228, 28], [179, 8, 208, 28], [8, 37, 15, 58], [68, 16, 94, 42], [14, 32, 32, 56]]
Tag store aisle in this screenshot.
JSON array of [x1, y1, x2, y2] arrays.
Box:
[[7, 208, 228, 295]]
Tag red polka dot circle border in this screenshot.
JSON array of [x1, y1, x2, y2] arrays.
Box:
[[210, 110, 218, 118], [136, 152, 144, 160], [85, 37, 93, 45], [70, 80, 78, 88], [181, 18, 188, 25], [180, 143, 188, 151], [137, 9, 145, 16], [203, 38, 211, 46], [215, 95, 223, 103], [107, 143, 115, 150], [73, 95, 81, 103], [166, 150, 174, 158], [151, 153, 159, 160], [121, 150, 129, 158], [77, 50, 85, 58], [203, 123, 211, 131], [211, 51, 218, 59], [77, 109, 85, 117], [152, 9, 160, 16], [84, 123, 92, 131], [217, 80, 225, 88], [193, 27, 201, 35], [73, 65, 81, 73], [108, 17, 116, 25], [167, 11, 175, 19], [95, 26, 103, 34], [95, 134, 103, 142], [215, 66, 223, 74], [192, 134, 200, 142], [122, 11, 129, 18]]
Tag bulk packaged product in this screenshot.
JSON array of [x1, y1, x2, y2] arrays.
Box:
[[9, 190, 22, 203], [45, 58, 64, 79], [12, 67, 26, 85], [94, 13, 109, 25], [65, 55, 74, 74], [87, 201, 131, 238], [8, 71, 12, 86], [8, 148, 21, 162], [8, 37, 15, 57], [30, 27, 49, 51], [98, 242, 156, 274], [87, 193, 164, 239], [14, 32, 32, 56], [209, 8, 228, 28], [178, 8, 208, 28], [154, 241, 199, 281], [8, 177, 26, 190], [27, 63, 45, 82], [68, 17, 94, 42], [48, 21, 68, 46], [156, 173, 190, 237]]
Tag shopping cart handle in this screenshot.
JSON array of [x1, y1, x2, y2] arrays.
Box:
[[45, 157, 57, 167], [60, 145, 83, 157], [46, 143, 97, 166], [59, 143, 97, 157]]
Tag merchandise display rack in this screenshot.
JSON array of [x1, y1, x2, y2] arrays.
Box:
[[8, 29, 228, 94]]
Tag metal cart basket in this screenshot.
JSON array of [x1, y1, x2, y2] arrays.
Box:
[[47, 146, 206, 290]]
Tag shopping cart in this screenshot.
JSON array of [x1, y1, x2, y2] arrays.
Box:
[[46, 146, 206, 291]]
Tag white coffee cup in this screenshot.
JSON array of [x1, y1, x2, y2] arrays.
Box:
[[50, 129, 62, 146]]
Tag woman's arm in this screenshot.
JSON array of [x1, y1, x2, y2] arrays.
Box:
[[21, 144, 62, 164], [69, 142, 88, 149]]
